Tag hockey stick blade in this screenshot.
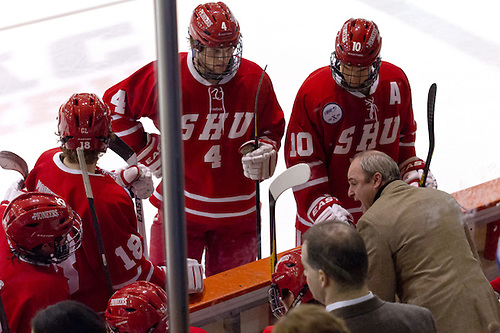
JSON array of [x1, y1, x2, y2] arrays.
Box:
[[109, 136, 138, 165], [420, 83, 437, 187], [0, 151, 29, 180], [269, 163, 311, 202], [269, 163, 311, 273]]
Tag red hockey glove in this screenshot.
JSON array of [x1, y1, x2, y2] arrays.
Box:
[[137, 133, 162, 178], [114, 164, 154, 199], [400, 158, 437, 189], [308, 196, 353, 225], [239, 138, 278, 181]]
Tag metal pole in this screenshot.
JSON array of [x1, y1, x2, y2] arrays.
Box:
[[153, 0, 189, 332]]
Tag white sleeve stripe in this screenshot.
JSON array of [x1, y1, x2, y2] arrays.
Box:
[[185, 205, 256, 219], [293, 177, 329, 192], [399, 142, 415, 147], [112, 265, 143, 290], [297, 213, 313, 228], [307, 161, 324, 168], [184, 190, 256, 203], [113, 123, 144, 137]]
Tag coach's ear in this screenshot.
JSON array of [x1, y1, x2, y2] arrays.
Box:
[[319, 269, 328, 288], [373, 172, 383, 189]]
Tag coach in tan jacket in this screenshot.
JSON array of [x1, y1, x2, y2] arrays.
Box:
[[347, 150, 500, 333]]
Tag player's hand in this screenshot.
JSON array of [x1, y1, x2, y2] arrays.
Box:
[[3, 177, 25, 203], [308, 196, 354, 225], [239, 139, 277, 181], [400, 157, 437, 189], [403, 169, 438, 189], [187, 258, 204, 294], [115, 164, 154, 199], [137, 133, 162, 178]]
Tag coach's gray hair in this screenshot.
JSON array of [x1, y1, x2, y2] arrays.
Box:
[[353, 150, 401, 183]]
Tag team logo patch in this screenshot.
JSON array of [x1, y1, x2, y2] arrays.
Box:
[[322, 103, 343, 124]]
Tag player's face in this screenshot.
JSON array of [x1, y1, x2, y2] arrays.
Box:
[[340, 63, 371, 89], [41, 235, 67, 256], [197, 46, 234, 77], [347, 158, 378, 213], [301, 242, 324, 304], [282, 291, 295, 310]]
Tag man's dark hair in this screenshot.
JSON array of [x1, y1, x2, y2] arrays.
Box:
[[303, 220, 368, 291], [31, 300, 106, 333]]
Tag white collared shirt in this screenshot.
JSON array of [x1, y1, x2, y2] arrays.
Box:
[[325, 291, 374, 312]]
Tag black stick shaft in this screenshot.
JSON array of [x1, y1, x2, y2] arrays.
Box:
[[0, 281, 10, 333], [420, 83, 437, 187], [269, 193, 277, 274], [254, 65, 268, 260], [76, 148, 114, 297]]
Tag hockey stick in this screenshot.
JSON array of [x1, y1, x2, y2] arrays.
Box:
[[76, 147, 114, 297], [253, 64, 268, 260], [109, 136, 148, 258], [419, 83, 437, 187], [0, 151, 29, 187], [0, 281, 10, 333], [269, 163, 311, 273]]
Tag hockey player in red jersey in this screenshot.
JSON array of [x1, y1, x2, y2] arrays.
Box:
[[285, 18, 437, 244], [103, 2, 285, 276], [0, 191, 82, 333], [24, 93, 203, 314]]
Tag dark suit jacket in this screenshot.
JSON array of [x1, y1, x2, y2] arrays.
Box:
[[330, 296, 436, 333]]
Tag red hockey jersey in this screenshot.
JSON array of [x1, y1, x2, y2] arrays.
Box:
[[103, 53, 285, 225], [25, 148, 166, 313], [285, 62, 418, 232], [0, 203, 70, 333]]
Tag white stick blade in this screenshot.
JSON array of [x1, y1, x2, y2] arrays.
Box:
[[269, 163, 311, 201], [0, 150, 29, 178]]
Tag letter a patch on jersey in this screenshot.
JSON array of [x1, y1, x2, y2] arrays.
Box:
[[322, 103, 343, 124]]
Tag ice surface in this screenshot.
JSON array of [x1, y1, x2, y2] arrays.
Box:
[[0, 0, 498, 256]]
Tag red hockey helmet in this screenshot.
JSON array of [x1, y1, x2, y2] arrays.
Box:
[[105, 281, 168, 333], [189, 2, 242, 82], [331, 18, 382, 92], [268, 248, 313, 318], [58, 93, 111, 152], [335, 18, 381, 67], [2, 192, 82, 264], [189, 2, 240, 48]]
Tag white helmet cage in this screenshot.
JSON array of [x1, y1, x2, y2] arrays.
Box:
[[330, 51, 381, 93], [191, 36, 243, 82]]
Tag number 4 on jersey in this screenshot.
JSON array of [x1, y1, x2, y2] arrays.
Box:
[[204, 145, 222, 168]]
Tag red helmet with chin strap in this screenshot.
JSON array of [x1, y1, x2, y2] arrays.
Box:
[[189, 2, 240, 48], [58, 93, 111, 152], [269, 248, 313, 318], [2, 192, 82, 264], [335, 18, 381, 67], [330, 18, 382, 92], [105, 281, 168, 333]]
